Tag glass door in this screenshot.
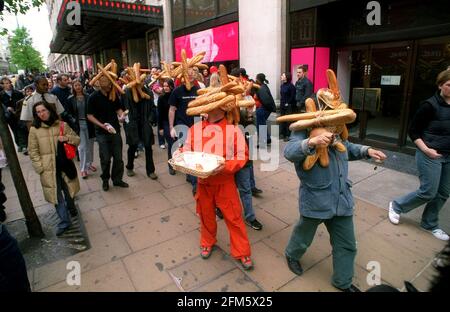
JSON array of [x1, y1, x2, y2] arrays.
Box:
[[365, 42, 413, 146]]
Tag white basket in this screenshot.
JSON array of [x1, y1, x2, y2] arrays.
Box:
[[168, 152, 225, 179]]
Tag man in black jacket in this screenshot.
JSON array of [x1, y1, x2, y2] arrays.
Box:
[[295, 65, 313, 113]]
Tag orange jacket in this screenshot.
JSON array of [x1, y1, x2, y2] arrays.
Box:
[[183, 118, 248, 185]]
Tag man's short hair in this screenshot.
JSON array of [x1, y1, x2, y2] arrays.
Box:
[[56, 74, 69, 82], [297, 65, 308, 73]]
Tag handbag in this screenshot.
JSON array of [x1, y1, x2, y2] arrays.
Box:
[[59, 122, 77, 160]]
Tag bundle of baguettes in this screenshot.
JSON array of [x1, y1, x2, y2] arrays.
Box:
[[276, 69, 356, 170], [149, 49, 209, 91], [186, 64, 256, 125], [120, 63, 152, 103], [90, 59, 125, 101]]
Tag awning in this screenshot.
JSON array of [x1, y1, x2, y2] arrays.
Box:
[[50, 0, 164, 55]]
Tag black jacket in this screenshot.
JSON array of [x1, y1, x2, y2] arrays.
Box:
[[66, 95, 95, 138], [295, 77, 313, 104], [0, 90, 24, 121], [122, 88, 156, 147], [409, 91, 450, 155], [257, 84, 276, 113]]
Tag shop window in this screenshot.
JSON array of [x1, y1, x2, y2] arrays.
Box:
[[172, 0, 184, 30], [185, 0, 216, 26], [290, 9, 316, 47], [219, 0, 238, 15]]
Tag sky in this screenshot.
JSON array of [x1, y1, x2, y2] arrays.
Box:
[[2, 4, 53, 64]]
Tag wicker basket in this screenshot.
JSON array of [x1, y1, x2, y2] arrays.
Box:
[[168, 152, 225, 179]]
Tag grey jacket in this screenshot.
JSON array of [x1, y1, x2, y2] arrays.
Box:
[[284, 130, 370, 219]]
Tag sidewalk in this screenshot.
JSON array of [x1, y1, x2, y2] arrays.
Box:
[[2, 135, 448, 292]]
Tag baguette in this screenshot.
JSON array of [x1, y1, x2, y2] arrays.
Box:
[[289, 110, 356, 131], [188, 92, 227, 108], [187, 95, 235, 116]]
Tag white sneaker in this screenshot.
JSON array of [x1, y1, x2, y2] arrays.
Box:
[[431, 229, 450, 241], [388, 201, 400, 225], [160, 145, 166, 149]]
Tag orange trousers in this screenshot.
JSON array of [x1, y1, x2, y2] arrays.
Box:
[[196, 181, 251, 259]]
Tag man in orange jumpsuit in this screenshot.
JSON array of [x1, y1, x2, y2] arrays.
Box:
[[175, 107, 253, 270]]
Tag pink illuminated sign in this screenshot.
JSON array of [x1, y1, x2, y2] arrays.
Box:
[[291, 47, 330, 92], [174, 22, 239, 63]]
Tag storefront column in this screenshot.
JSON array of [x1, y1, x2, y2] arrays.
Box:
[[239, 0, 284, 100], [161, 0, 174, 62], [82, 55, 87, 73]]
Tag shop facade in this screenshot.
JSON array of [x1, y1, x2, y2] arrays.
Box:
[[288, 0, 450, 153]]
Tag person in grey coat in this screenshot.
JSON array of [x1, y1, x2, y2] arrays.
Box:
[[284, 128, 386, 292]]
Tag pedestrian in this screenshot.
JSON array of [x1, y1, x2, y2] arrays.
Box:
[[51, 74, 72, 110], [28, 102, 80, 236], [169, 67, 200, 195], [14, 74, 25, 92], [174, 104, 254, 270], [295, 65, 313, 113], [66, 79, 96, 179], [202, 68, 210, 87], [389, 69, 450, 241], [0, 223, 31, 291], [123, 85, 158, 180], [157, 79, 176, 175], [20, 76, 65, 129], [0, 77, 24, 151], [87, 76, 129, 192], [284, 119, 386, 291], [0, 137, 7, 222], [280, 72, 297, 141], [13, 85, 34, 155], [255, 73, 276, 146], [150, 72, 166, 150]]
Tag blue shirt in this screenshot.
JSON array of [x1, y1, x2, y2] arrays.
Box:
[[284, 130, 370, 219]]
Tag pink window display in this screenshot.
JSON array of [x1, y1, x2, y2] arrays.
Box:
[[174, 22, 239, 63]]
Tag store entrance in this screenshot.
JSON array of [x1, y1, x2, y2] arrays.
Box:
[[337, 41, 413, 150]]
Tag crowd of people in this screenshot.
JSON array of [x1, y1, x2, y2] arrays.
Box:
[[0, 64, 449, 292]]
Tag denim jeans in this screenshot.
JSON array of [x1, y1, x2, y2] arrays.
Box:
[[0, 224, 31, 292], [256, 107, 272, 144], [78, 120, 94, 172], [285, 216, 357, 289], [392, 149, 450, 230], [235, 165, 256, 222], [249, 162, 256, 190], [55, 174, 72, 231]]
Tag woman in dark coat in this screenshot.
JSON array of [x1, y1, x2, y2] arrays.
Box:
[[157, 79, 176, 175], [123, 86, 158, 180]]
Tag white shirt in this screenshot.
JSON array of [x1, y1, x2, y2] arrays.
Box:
[[20, 92, 65, 121]]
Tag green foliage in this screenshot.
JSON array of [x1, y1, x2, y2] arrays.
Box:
[[9, 27, 45, 72], [1, 0, 45, 35]]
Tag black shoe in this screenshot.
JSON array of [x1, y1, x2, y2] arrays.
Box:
[[113, 181, 129, 188], [69, 207, 78, 217], [245, 219, 263, 231], [169, 168, 176, 176], [102, 180, 109, 192], [216, 208, 224, 219], [251, 187, 263, 196], [0, 209, 6, 222], [336, 284, 361, 292], [286, 255, 304, 276]]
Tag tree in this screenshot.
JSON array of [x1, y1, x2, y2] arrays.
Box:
[[1, 0, 45, 35], [9, 27, 45, 72]]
